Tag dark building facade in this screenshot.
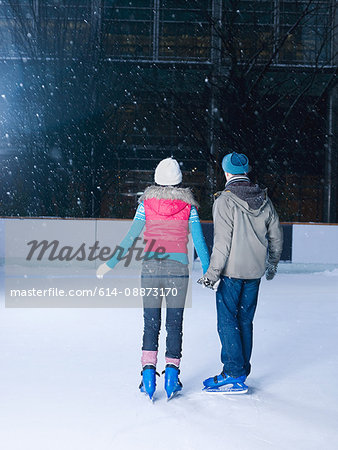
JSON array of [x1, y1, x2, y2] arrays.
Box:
[[0, 1, 337, 221]]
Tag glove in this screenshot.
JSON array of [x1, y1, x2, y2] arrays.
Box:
[[197, 276, 220, 291], [96, 263, 111, 279], [265, 264, 277, 281]]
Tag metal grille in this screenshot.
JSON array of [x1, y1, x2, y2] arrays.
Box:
[[0, 1, 335, 65], [224, 0, 333, 65], [158, 0, 211, 60], [102, 0, 153, 58]]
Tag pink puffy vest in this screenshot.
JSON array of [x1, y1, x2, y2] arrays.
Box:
[[143, 197, 191, 254]]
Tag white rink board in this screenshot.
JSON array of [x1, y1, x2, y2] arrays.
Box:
[[292, 224, 338, 264], [2, 218, 338, 265], [4, 218, 96, 261]]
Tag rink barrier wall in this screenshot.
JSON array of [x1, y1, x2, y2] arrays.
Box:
[[0, 217, 194, 267], [0, 218, 338, 264], [198, 222, 338, 263]]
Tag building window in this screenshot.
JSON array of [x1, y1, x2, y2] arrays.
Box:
[[0, 1, 34, 56], [42, 1, 92, 57], [102, 0, 153, 58], [222, 0, 333, 65], [225, 0, 275, 62], [0, 1, 92, 57], [158, 0, 211, 60], [278, 0, 332, 64]]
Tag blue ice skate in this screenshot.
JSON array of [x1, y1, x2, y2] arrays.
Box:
[[163, 364, 183, 400], [203, 371, 248, 394], [139, 365, 159, 401]]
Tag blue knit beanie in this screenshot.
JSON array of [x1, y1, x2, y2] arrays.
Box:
[[222, 152, 249, 174]]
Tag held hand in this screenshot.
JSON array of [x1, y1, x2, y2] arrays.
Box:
[[197, 276, 220, 291], [265, 264, 277, 281], [96, 263, 111, 279]]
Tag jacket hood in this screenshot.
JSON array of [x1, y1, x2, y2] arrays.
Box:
[[139, 185, 198, 216], [221, 183, 268, 216]]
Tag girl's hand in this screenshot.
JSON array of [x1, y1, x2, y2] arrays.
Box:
[[96, 263, 111, 279], [197, 276, 220, 291]]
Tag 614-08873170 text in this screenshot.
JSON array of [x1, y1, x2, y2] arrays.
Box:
[[98, 287, 179, 297]]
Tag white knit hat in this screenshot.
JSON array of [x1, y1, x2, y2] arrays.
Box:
[[154, 158, 182, 186]]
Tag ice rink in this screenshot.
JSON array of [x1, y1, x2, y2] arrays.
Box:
[[0, 264, 338, 450]]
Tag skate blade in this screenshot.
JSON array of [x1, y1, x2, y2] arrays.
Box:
[[146, 394, 155, 403], [203, 384, 248, 395], [166, 390, 182, 401], [140, 389, 155, 403]]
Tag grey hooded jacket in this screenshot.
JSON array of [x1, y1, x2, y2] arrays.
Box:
[[205, 179, 283, 281]]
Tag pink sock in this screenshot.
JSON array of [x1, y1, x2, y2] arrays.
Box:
[[165, 357, 180, 368], [141, 350, 158, 367]]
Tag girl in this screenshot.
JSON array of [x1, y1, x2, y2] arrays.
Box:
[[97, 158, 209, 400]]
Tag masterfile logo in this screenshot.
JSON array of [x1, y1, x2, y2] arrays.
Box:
[[26, 238, 169, 266]]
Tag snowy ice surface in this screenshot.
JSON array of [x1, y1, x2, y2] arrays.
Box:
[[0, 264, 338, 450]]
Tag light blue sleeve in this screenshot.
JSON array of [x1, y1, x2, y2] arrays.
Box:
[[189, 206, 210, 273], [106, 202, 146, 269]]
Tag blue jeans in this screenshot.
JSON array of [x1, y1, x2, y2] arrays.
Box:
[[141, 259, 189, 359], [216, 276, 260, 378]]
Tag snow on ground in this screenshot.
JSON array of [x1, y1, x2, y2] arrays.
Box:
[[0, 264, 338, 450]]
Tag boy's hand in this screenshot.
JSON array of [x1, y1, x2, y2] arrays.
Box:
[[265, 264, 277, 281], [197, 276, 220, 291]]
